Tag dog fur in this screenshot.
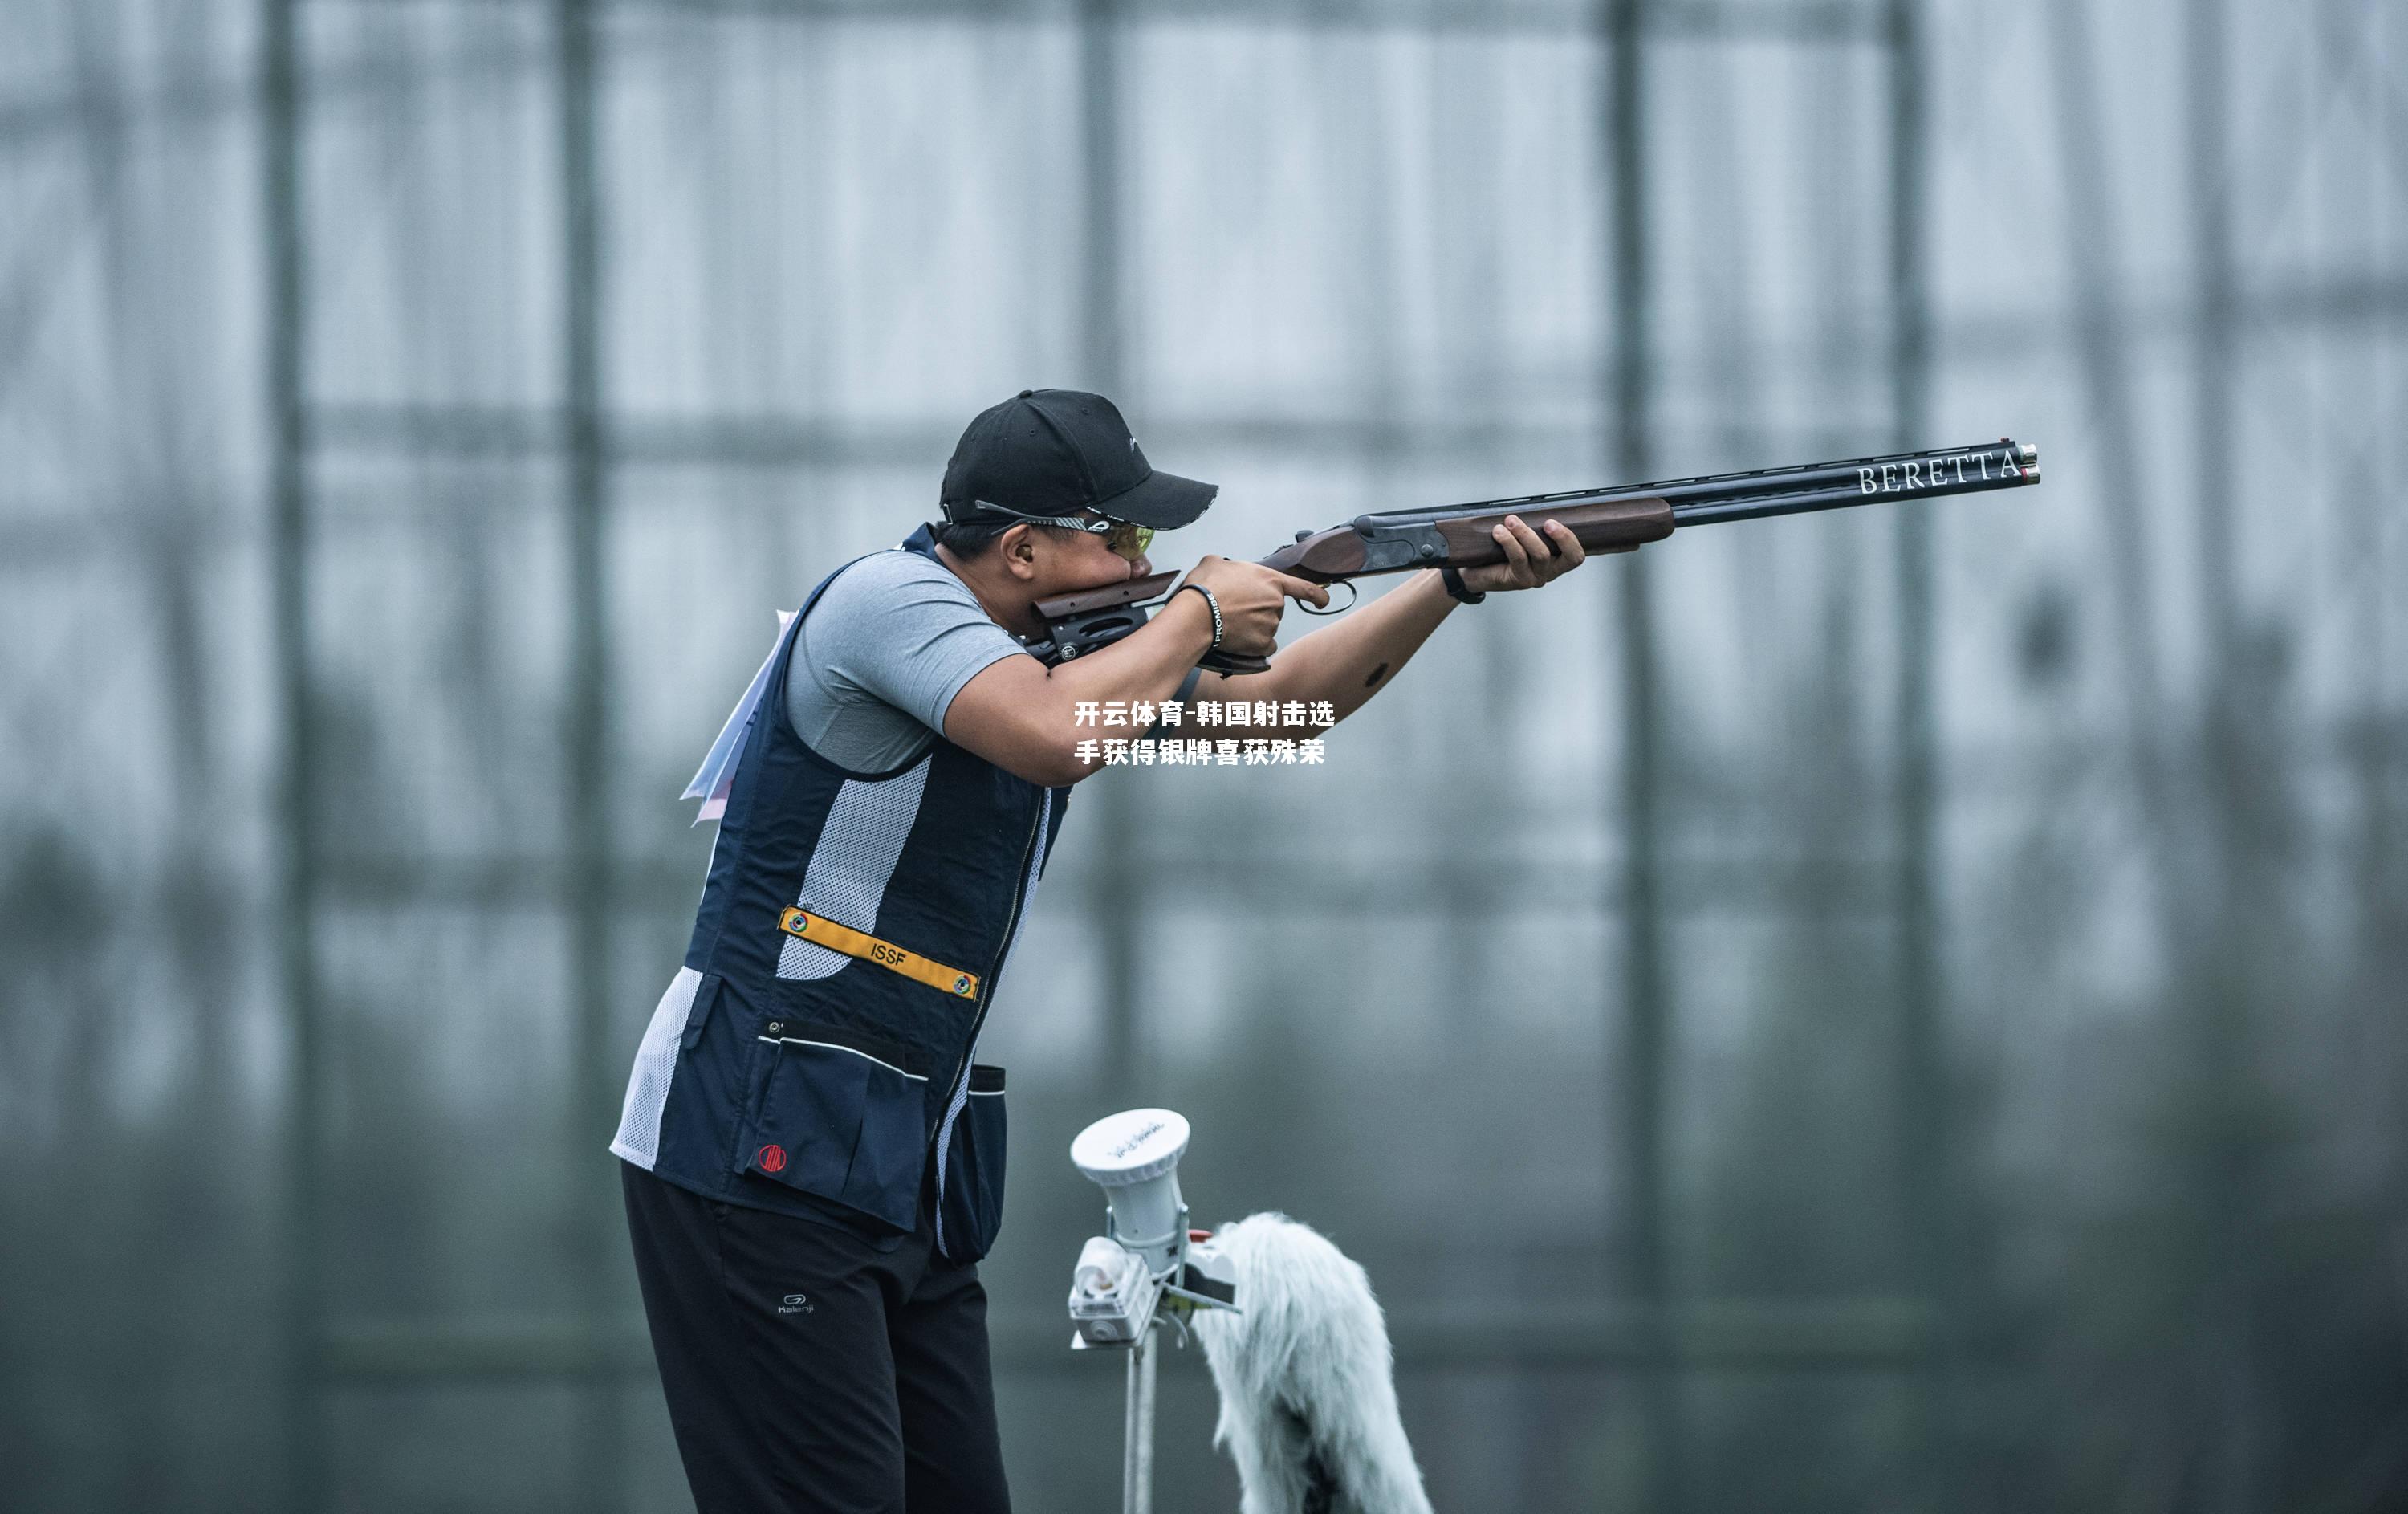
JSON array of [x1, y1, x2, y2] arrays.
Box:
[[1192, 1213, 1434, 1514]]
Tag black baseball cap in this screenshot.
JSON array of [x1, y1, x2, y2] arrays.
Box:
[[939, 389, 1218, 531]]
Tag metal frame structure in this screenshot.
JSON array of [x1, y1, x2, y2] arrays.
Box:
[[255, 10, 1949, 1511], [234, 0, 2408, 1505], [0, 0, 2399, 1508], [262, 7, 1940, 1511]]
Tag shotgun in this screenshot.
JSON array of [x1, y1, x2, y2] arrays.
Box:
[[1026, 438, 2040, 674]]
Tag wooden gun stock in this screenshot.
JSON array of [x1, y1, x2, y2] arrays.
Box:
[[1034, 572, 1178, 625], [1027, 572, 1273, 676]]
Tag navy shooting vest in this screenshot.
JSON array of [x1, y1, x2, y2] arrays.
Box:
[[610, 526, 1071, 1262]]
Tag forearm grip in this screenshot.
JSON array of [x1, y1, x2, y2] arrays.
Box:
[[1431, 495, 1674, 567]]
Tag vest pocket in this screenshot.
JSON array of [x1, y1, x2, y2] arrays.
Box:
[[736, 1024, 928, 1231], [938, 1064, 1008, 1263]]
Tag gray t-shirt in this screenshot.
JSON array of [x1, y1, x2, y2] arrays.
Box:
[[784, 548, 1030, 773]]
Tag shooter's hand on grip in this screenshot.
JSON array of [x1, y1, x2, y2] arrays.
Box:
[[1181, 555, 1330, 660]]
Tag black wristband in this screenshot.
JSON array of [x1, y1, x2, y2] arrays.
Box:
[[1173, 582, 1224, 650], [1441, 565, 1486, 605]]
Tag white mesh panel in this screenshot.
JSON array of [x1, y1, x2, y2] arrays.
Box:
[[776, 757, 934, 979], [609, 967, 705, 1170]]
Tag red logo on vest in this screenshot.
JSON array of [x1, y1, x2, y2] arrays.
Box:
[[756, 1144, 787, 1173]]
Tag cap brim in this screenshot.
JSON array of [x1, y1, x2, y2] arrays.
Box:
[[1093, 468, 1218, 531]]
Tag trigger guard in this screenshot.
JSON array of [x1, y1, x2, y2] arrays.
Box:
[[1296, 580, 1357, 617]]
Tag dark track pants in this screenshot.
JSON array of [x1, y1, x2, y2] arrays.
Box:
[[621, 1160, 1011, 1514]]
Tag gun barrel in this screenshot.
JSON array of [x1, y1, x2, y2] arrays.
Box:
[[1350, 438, 2039, 533]]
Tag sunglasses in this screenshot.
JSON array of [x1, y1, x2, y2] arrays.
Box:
[[968, 502, 1153, 561]]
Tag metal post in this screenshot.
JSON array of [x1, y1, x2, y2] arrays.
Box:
[[2186, 7, 2260, 1511], [1079, 0, 1124, 390], [558, 0, 619, 1506], [1887, 0, 1947, 1507], [1121, 1330, 1158, 1514], [2041, 0, 2170, 840], [2052, 2, 2251, 1505], [2189, 0, 2235, 674], [1080, 0, 1143, 1096], [1604, 2, 1683, 1510], [263, 1, 320, 1508]]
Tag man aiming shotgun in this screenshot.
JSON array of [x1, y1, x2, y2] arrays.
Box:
[[609, 385, 2036, 1513], [608, 388, 1584, 1514]]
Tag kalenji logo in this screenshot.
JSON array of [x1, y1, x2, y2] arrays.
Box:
[[756, 1144, 787, 1173]]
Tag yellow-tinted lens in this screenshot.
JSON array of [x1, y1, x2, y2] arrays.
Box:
[[1108, 521, 1153, 560]]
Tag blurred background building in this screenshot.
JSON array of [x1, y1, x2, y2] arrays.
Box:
[[2, 0, 2403, 1509]]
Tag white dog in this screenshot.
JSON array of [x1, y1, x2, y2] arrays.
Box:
[[1191, 1213, 1434, 1514]]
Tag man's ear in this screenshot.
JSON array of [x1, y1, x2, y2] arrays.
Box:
[[998, 522, 1042, 581]]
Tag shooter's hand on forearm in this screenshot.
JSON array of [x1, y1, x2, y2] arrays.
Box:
[[1454, 514, 1587, 593], [1197, 512, 1588, 731]]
